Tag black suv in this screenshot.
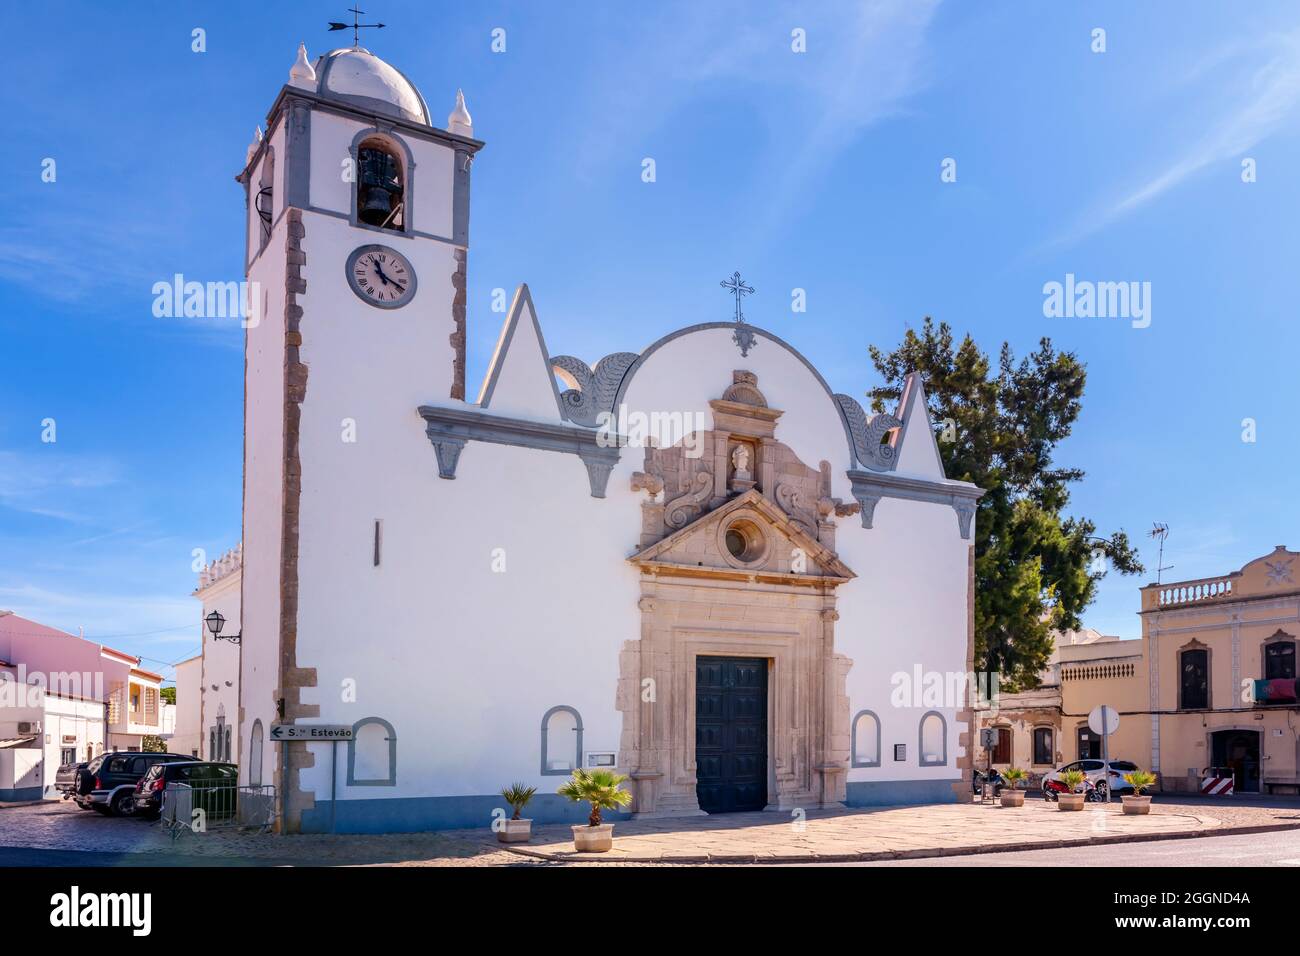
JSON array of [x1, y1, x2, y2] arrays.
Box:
[[71, 751, 198, 817]]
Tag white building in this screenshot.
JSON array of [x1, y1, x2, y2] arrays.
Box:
[[236, 43, 983, 833], [172, 546, 242, 762]]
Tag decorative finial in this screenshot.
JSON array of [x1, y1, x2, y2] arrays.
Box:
[[289, 42, 316, 88], [720, 271, 757, 357], [246, 125, 263, 164], [327, 6, 385, 48], [447, 88, 473, 137]]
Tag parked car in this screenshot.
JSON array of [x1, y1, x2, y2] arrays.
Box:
[[55, 761, 86, 798], [133, 761, 239, 820], [71, 751, 199, 817], [1040, 759, 1140, 800]]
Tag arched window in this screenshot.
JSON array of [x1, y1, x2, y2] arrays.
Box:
[[540, 705, 583, 776], [918, 711, 947, 767], [224, 726, 232, 763], [348, 717, 397, 786], [256, 147, 275, 249], [851, 710, 881, 768], [1264, 631, 1297, 681], [1179, 645, 1210, 710], [1032, 726, 1054, 766], [991, 726, 1012, 765], [249, 720, 264, 787], [354, 133, 408, 231]]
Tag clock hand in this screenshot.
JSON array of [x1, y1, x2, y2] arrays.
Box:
[[372, 262, 393, 286]]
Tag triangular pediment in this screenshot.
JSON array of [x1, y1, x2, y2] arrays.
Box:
[[629, 489, 854, 584]]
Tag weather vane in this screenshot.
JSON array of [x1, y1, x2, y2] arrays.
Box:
[[720, 271, 757, 357], [328, 6, 386, 48]]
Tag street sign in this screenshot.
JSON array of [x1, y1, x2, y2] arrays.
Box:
[[269, 723, 353, 742], [1088, 705, 1120, 736]]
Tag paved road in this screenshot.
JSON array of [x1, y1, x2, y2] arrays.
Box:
[[857, 828, 1300, 866]]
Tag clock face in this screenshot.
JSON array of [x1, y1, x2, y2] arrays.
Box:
[[345, 244, 417, 309]]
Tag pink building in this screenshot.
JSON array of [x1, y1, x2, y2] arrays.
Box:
[[0, 610, 164, 800]]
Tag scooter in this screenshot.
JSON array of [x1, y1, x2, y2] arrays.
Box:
[[1041, 775, 1103, 802]]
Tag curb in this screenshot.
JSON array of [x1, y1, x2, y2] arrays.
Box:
[[503, 819, 1300, 865]]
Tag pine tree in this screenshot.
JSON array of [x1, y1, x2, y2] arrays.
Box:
[[868, 318, 1142, 690]]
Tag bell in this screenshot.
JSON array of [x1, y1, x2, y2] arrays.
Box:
[[357, 146, 402, 226], [359, 186, 393, 225]]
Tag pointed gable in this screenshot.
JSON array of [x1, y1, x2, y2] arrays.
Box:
[[475, 284, 565, 421], [890, 372, 946, 479]]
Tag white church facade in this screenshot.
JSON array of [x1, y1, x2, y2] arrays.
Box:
[[236, 42, 983, 833]]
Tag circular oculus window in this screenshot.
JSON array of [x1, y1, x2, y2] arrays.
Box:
[[719, 517, 768, 568]]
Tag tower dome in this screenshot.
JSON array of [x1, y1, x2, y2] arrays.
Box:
[[313, 47, 431, 126]]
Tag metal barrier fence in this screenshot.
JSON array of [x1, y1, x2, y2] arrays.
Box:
[[161, 782, 276, 838]]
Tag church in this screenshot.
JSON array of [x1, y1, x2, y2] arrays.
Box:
[[235, 40, 984, 833]]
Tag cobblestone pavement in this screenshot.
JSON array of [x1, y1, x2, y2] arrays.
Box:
[[3, 796, 1299, 866]]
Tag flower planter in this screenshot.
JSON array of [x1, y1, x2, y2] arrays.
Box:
[[1000, 790, 1025, 808], [1121, 795, 1152, 816], [498, 818, 533, 843], [1057, 792, 1086, 811], [572, 823, 615, 852]]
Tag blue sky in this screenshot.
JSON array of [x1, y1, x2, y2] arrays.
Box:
[[2, 1, 1299, 678]]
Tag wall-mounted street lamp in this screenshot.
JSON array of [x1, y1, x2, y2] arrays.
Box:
[[204, 610, 241, 645]]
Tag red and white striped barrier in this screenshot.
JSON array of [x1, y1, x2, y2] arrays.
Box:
[[1201, 775, 1234, 796]]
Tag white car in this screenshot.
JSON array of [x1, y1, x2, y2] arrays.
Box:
[[1041, 759, 1141, 800]]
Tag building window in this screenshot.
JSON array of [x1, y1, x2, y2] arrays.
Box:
[[918, 711, 947, 767], [851, 710, 881, 768], [347, 717, 397, 786], [249, 720, 264, 787], [356, 137, 405, 230], [540, 705, 583, 776], [1033, 727, 1053, 765], [1077, 726, 1101, 760], [991, 727, 1011, 764], [224, 727, 232, 763], [60, 747, 76, 766], [1180, 647, 1209, 710], [1265, 639, 1296, 680]]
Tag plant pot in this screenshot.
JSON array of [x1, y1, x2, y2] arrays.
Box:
[[498, 818, 532, 843], [1000, 789, 1025, 808], [1057, 792, 1086, 811], [1121, 795, 1152, 816], [572, 823, 615, 852]]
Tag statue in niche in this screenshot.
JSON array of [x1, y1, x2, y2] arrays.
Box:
[[731, 444, 752, 480], [729, 443, 756, 494]]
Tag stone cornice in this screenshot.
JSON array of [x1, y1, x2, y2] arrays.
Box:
[[417, 404, 622, 497], [847, 469, 985, 540]]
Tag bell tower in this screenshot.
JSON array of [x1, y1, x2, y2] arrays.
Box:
[[235, 41, 483, 830]]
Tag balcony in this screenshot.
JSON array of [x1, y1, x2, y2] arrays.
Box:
[[1142, 574, 1236, 611]]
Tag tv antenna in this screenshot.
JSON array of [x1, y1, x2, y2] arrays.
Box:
[[1149, 522, 1173, 584], [328, 6, 385, 48]]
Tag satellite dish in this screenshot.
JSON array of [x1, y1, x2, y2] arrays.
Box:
[[1088, 705, 1120, 736]]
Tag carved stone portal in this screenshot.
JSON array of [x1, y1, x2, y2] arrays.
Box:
[[619, 372, 856, 817]]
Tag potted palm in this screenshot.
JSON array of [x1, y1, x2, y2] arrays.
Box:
[[1000, 767, 1028, 807], [1121, 770, 1157, 815], [1057, 769, 1087, 811], [497, 782, 537, 843], [557, 768, 632, 852]]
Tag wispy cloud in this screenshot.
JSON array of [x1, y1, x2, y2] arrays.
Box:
[[1046, 32, 1300, 249], [571, 0, 939, 234], [0, 449, 122, 523]]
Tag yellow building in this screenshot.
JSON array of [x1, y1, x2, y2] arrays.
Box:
[[978, 629, 1147, 786], [1142, 546, 1300, 795]]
